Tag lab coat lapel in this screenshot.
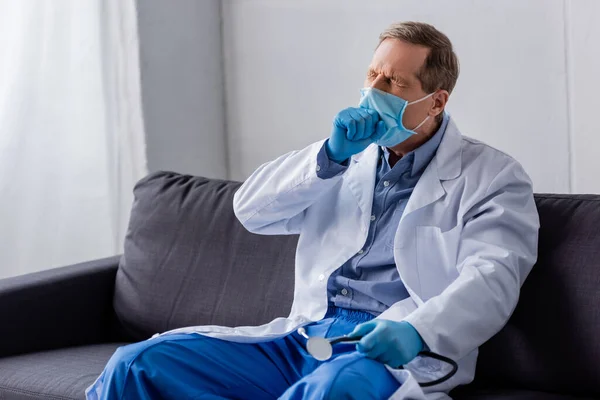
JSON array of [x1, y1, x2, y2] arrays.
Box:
[[401, 157, 445, 219], [344, 117, 464, 227], [401, 117, 463, 220]]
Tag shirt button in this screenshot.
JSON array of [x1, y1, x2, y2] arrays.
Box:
[[318, 274, 325, 281], [341, 288, 349, 296], [383, 180, 390, 187], [370, 215, 376, 221], [316, 165, 321, 172], [358, 249, 364, 254]]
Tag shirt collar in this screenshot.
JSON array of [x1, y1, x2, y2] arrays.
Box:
[[381, 112, 449, 177]]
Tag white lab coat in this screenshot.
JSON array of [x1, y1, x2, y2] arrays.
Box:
[[161, 117, 540, 399]]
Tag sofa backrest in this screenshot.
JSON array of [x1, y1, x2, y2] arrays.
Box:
[[474, 194, 600, 397], [113, 172, 298, 340]]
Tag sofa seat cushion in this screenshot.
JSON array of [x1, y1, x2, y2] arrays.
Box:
[[0, 343, 127, 400]]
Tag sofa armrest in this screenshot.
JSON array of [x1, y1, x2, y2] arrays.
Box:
[[0, 256, 122, 358]]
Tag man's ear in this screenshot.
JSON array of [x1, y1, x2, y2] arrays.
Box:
[[430, 90, 449, 118]]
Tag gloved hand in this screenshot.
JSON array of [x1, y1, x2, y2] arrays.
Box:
[[326, 107, 386, 163], [348, 319, 424, 368]]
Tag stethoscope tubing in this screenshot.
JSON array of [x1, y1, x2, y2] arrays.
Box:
[[308, 333, 458, 387]]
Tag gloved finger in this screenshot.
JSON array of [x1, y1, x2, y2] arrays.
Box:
[[371, 120, 387, 142], [353, 108, 370, 140], [362, 108, 379, 138], [356, 338, 375, 355], [354, 108, 374, 140], [378, 354, 394, 366], [356, 326, 384, 352], [347, 108, 366, 141], [332, 114, 348, 134], [365, 107, 380, 121], [356, 343, 386, 361], [348, 321, 377, 339], [364, 342, 388, 361], [343, 113, 357, 141]]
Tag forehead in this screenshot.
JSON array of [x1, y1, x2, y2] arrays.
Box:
[[370, 38, 429, 80]]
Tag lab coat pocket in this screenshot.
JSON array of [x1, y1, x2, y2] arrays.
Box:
[[415, 225, 461, 300]]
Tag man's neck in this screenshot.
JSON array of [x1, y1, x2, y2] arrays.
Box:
[[386, 117, 442, 168], [387, 151, 403, 169]]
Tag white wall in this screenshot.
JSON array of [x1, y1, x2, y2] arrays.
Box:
[[568, 0, 600, 193], [137, 0, 228, 178], [222, 0, 600, 194]]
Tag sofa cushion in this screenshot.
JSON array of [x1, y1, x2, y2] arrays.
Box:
[[474, 194, 600, 397], [114, 172, 299, 340], [0, 343, 125, 400]]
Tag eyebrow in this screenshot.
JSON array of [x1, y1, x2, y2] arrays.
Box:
[[369, 65, 410, 85], [368, 64, 412, 88], [391, 72, 409, 85]]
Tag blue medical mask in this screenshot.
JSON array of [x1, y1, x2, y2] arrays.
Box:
[[358, 87, 434, 147]]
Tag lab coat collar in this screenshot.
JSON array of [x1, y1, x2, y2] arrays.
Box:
[[402, 116, 463, 217], [347, 116, 463, 219], [435, 116, 463, 181], [350, 115, 463, 178]]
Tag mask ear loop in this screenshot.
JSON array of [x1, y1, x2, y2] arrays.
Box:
[[407, 92, 435, 132], [407, 92, 435, 106], [412, 115, 430, 132]]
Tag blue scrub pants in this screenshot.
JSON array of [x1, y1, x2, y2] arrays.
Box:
[[88, 307, 400, 400]]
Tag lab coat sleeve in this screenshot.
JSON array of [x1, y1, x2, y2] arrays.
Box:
[[403, 160, 540, 361], [233, 139, 346, 235], [315, 140, 349, 179]]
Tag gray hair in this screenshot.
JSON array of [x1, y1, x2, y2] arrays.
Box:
[[379, 21, 460, 94]]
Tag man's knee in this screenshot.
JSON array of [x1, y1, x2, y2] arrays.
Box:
[[106, 342, 142, 375], [105, 336, 175, 379], [326, 357, 398, 400]]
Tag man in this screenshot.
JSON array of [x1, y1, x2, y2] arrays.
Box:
[[87, 22, 539, 400]]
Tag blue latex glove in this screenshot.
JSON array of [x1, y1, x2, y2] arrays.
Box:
[[348, 320, 424, 368], [326, 107, 386, 163]]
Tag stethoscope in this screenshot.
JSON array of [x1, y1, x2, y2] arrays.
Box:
[[297, 327, 458, 388]]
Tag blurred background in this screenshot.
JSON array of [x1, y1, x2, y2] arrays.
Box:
[[139, 0, 600, 193], [1, 0, 599, 277]]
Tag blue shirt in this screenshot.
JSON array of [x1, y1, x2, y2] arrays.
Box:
[[316, 113, 449, 315]]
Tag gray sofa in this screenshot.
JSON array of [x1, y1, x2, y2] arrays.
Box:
[[0, 172, 599, 400]]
